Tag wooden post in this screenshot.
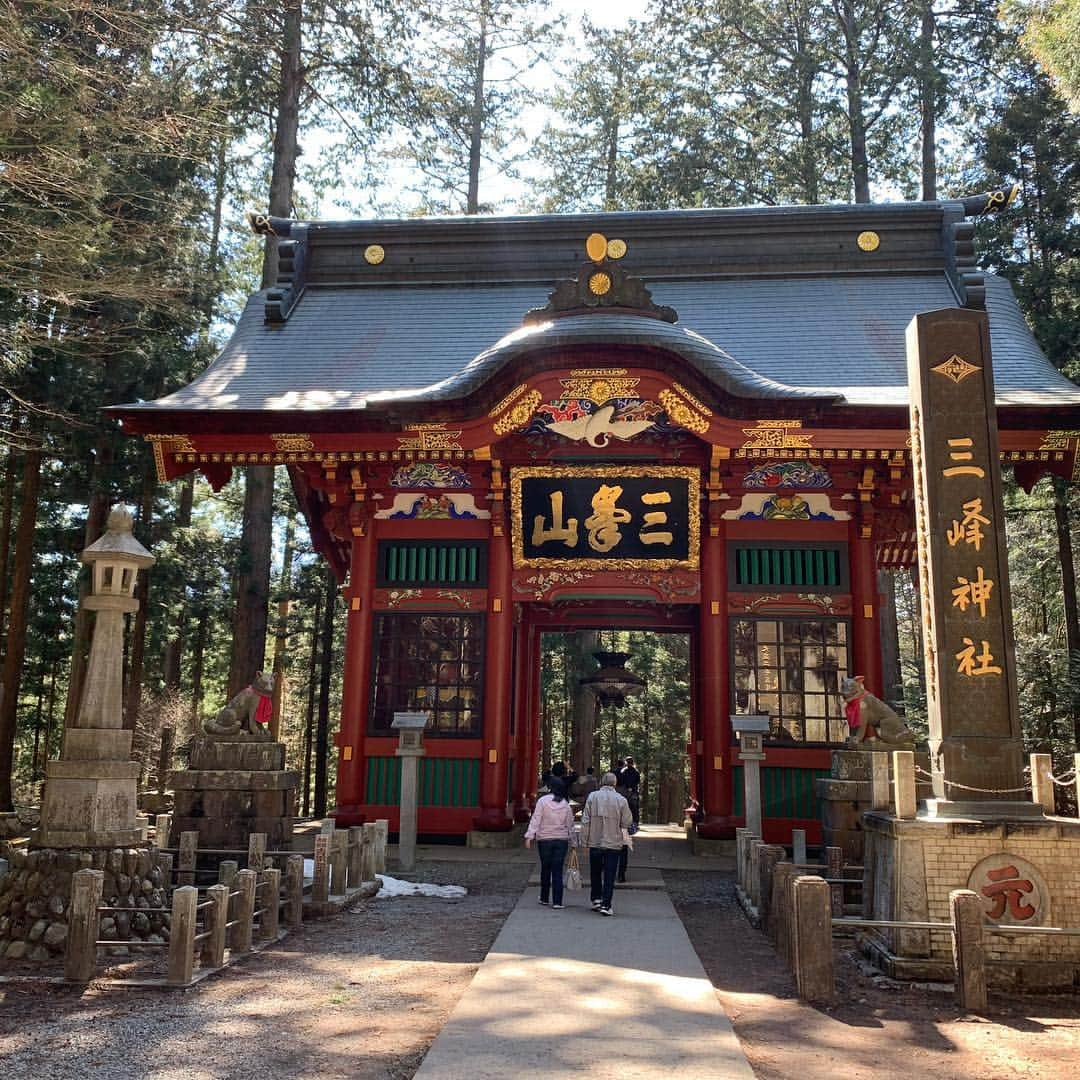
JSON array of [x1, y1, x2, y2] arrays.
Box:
[[362, 822, 378, 880], [1030, 753, 1054, 815], [950, 888, 987, 1013], [791, 828, 807, 866], [825, 845, 844, 916], [167, 885, 198, 986], [312, 834, 330, 903], [893, 750, 917, 819], [771, 863, 798, 962], [792, 876, 836, 1004], [734, 828, 750, 891], [261, 867, 281, 940], [347, 826, 364, 888], [65, 868, 103, 983], [178, 830, 198, 886], [285, 853, 304, 927], [248, 831, 267, 873], [870, 753, 891, 811], [234, 868, 257, 952], [203, 883, 229, 967], [374, 819, 389, 874], [330, 831, 348, 896]]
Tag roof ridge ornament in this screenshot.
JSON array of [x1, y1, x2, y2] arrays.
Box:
[[523, 233, 678, 325]]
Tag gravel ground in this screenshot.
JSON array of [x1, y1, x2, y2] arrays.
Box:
[[667, 870, 1080, 1080], [0, 859, 530, 1080]]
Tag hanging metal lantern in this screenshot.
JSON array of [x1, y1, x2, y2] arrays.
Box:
[[579, 650, 646, 709]]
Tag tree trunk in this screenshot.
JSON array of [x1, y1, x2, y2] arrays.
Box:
[[0, 446, 42, 810], [64, 441, 113, 727], [0, 446, 17, 639], [270, 510, 296, 741], [571, 629, 599, 773], [313, 568, 336, 817], [162, 474, 195, 691], [918, 3, 937, 200], [124, 461, 157, 729], [1053, 477, 1080, 746], [878, 569, 902, 703], [231, 0, 302, 700], [603, 64, 623, 209], [228, 465, 274, 698], [837, 1, 871, 203], [793, 8, 820, 204], [190, 607, 209, 735], [466, 2, 488, 214], [302, 590, 321, 817]]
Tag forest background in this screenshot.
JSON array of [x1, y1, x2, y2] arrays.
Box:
[[0, 0, 1077, 822]]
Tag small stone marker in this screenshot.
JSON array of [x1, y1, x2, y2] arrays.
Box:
[[870, 753, 891, 810], [1030, 753, 1054, 815], [313, 835, 330, 903], [155, 813, 171, 844], [791, 829, 807, 866], [893, 750, 917, 819], [950, 888, 987, 1012], [362, 822, 378, 881], [65, 868, 104, 983], [757, 845, 786, 932], [826, 846, 844, 916], [248, 831, 267, 873], [347, 826, 364, 888], [330, 831, 348, 896], [178, 830, 198, 886], [374, 819, 389, 874]]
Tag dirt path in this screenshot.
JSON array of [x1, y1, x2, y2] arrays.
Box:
[[667, 871, 1080, 1080], [0, 861, 529, 1080]]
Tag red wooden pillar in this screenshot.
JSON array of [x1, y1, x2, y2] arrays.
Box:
[[511, 610, 531, 822], [332, 509, 376, 825], [849, 509, 883, 696], [475, 512, 513, 831], [697, 516, 735, 838]]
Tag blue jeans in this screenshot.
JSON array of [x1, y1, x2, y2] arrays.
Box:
[[537, 839, 569, 905], [589, 847, 621, 908]]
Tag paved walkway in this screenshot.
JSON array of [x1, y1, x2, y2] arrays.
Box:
[[415, 875, 755, 1079]]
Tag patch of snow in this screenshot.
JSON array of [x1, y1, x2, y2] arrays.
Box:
[[375, 875, 467, 900]]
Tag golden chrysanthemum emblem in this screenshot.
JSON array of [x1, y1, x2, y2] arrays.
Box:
[[588, 272, 612, 296]]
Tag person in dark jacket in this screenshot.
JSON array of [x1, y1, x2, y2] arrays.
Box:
[[618, 756, 641, 826]]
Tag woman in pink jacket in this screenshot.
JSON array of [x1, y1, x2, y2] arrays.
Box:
[[524, 778, 576, 908]]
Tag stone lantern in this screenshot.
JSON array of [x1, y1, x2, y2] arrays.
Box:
[[37, 508, 154, 848]]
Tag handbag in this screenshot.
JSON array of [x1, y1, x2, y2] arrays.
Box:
[[563, 847, 582, 890]]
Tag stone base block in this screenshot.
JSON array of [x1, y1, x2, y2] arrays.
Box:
[[691, 831, 736, 857], [37, 761, 142, 848], [187, 737, 285, 772], [862, 811, 1080, 988], [62, 728, 133, 762], [171, 769, 298, 791], [466, 824, 525, 849], [171, 814, 294, 850]]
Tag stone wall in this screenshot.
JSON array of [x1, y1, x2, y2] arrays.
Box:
[[0, 845, 170, 963], [862, 814, 1080, 988]]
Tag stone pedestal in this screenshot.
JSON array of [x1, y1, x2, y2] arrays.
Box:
[[861, 812, 1080, 989], [170, 737, 299, 850], [816, 750, 932, 862]]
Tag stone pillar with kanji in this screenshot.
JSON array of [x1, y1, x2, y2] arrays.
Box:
[[907, 308, 1035, 819]]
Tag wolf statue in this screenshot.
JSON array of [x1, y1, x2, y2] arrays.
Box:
[[840, 675, 915, 749], [203, 671, 275, 739]]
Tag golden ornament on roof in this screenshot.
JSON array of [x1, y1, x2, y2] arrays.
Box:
[[588, 272, 612, 296], [585, 233, 608, 262], [364, 244, 385, 265], [606, 238, 627, 259], [856, 231, 880, 252]]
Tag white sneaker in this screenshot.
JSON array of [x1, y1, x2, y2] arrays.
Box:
[[600, 907, 613, 916], [552, 904, 564, 909], [591, 899, 603, 910]]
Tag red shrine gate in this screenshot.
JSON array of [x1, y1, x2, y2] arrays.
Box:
[[113, 198, 1080, 844]]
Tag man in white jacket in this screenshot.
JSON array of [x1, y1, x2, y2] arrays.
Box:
[[580, 773, 633, 916]]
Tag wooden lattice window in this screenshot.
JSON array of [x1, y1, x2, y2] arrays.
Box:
[[730, 543, 847, 591], [377, 541, 487, 587]]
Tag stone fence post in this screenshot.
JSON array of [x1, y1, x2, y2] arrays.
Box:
[[1030, 753, 1054, 815], [792, 875, 835, 1004], [870, 753, 891, 810], [330, 831, 348, 896], [374, 819, 389, 874], [791, 829, 807, 866], [950, 889, 987, 1013], [312, 835, 330, 903], [178, 830, 198, 886], [893, 751, 917, 819], [348, 826, 365, 888], [261, 867, 281, 941], [248, 832, 267, 873], [362, 822, 378, 880], [65, 868, 103, 983], [757, 845, 786, 933]]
